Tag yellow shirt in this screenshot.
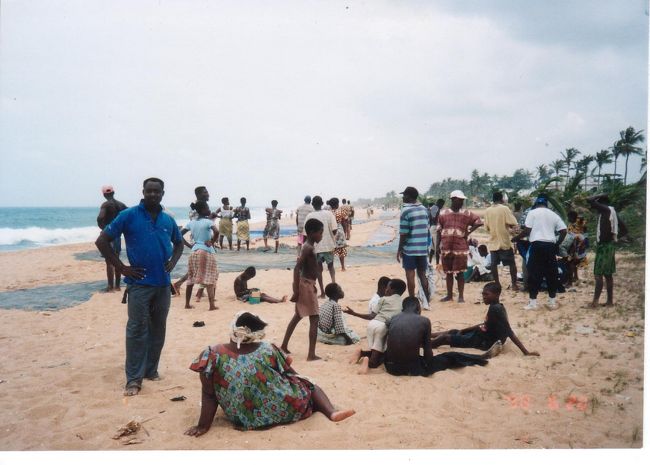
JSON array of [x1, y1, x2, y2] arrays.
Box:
[[484, 204, 518, 251]]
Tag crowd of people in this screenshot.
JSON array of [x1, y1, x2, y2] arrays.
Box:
[[94, 177, 627, 433]]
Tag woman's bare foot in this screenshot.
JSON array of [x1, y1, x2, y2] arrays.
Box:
[[458, 297, 465, 303], [307, 355, 322, 361], [357, 357, 370, 374], [185, 304, 195, 309], [330, 409, 355, 422], [440, 296, 453, 302], [348, 348, 362, 364], [195, 297, 202, 303], [208, 306, 219, 311], [280, 345, 291, 354], [280, 296, 288, 302]]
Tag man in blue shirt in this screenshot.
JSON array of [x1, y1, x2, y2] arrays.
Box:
[[96, 177, 184, 396], [397, 186, 431, 302]]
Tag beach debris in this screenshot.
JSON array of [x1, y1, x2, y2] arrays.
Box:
[[42, 361, 70, 369], [193, 321, 205, 327], [39, 312, 52, 316], [75, 433, 84, 440], [170, 395, 187, 402], [575, 325, 594, 335], [625, 331, 637, 337], [0, 380, 5, 384], [112, 419, 141, 440], [122, 438, 144, 445]]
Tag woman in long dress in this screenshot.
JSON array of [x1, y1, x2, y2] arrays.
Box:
[[330, 198, 348, 271], [184, 311, 355, 435], [215, 197, 234, 250]]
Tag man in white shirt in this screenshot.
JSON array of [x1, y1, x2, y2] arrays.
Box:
[[512, 196, 567, 310], [304, 196, 338, 298]]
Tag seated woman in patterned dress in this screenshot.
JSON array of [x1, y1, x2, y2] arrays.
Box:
[[184, 311, 355, 436]]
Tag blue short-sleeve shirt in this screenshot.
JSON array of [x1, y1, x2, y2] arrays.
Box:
[[104, 201, 183, 287]]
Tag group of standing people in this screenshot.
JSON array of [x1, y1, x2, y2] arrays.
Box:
[[93, 176, 625, 435]]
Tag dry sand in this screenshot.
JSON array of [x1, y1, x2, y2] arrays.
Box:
[[0, 209, 644, 451]]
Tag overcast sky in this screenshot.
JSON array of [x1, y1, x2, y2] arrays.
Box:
[[0, 0, 647, 207]]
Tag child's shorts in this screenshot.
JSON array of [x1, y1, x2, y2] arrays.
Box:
[[449, 329, 494, 351]]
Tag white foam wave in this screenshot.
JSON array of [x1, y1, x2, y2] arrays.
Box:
[[0, 226, 100, 247]]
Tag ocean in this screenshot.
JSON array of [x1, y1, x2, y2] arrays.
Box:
[[0, 206, 293, 252]]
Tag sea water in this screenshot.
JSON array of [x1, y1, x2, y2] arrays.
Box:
[[0, 206, 291, 252]]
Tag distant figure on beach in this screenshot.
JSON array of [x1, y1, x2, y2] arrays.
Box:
[[173, 186, 211, 297], [348, 200, 355, 237], [330, 198, 348, 272], [233, 197, 251, 251], [263, 200, 282, 253], [96, 185, 127, 292], [95, 177, 184, 396], [396, 186, 431, 302], [484, 191, 519, 290], [431, 282, 540, 357], [340, 199, 351, 240], [215, 197, 234, 250], [295, 195, 314, 255], [428, 198, 444, 264], [566, 211, 589, 284], [383, 297, 490, 377], [185, 311, 354, 436], [317, 283, 360, 346], [280, 218, 324, 361], [466, 243, 493, 283], [234, 266, 287, 304], [345, 278, 406, 374], [587, 194, 627, 308], [511, 196, 566, 310], [181, 200, 219, 311], [437, 190, 483, 303], [368, 276, 391, 314], [304, 196, 338, 297]]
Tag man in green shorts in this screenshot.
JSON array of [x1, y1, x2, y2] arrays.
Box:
[[587, 194, 627, 308]]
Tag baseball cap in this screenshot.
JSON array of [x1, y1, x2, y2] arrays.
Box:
[[399, 186, 419, 198], [102, 185, 114, 194], [534, 196, 548, 205], [450, 190, 467, 199]]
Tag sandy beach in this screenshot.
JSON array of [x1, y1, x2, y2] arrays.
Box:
[[0, 209, 644, 450]]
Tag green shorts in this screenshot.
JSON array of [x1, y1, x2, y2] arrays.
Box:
[[594, 242, 616, 276], [317, 252, 334, 265]]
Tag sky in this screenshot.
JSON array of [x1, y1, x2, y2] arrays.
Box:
[[0, 0, 647, 208]]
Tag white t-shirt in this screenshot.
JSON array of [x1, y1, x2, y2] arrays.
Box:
[[368, 293, 380, 314], [304, 209, 338, 253], [524, 207, 567, 243]]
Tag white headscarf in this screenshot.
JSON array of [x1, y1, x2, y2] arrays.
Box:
[[229, 310, 267, 349]]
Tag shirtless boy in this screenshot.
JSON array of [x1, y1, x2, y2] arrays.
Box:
[[234, 266, 287, 304], [280, 218, 324, 361]]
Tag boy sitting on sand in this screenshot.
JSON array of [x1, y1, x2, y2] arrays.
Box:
[[317, 283, 360, 346], [368, 276, 390, 314], [345, 279, 407, 373], [430, 282, 540, 357], [233, 266, 287, 304], [280, 218, 324, 361]]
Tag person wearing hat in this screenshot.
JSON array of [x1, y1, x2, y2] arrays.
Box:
[[511, 196, 567, 310], [436, 190, 483, 303], [295, 195, 315, 255], [397, 186, 431, 302], [96, 185, 127, 292]]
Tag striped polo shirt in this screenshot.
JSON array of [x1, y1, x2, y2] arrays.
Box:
[[399, 203, 431, 256]]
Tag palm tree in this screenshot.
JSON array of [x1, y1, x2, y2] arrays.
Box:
[[593, 150, 613, 188], [615, 126, 646, 184], [560, 147, 581, 181], [611, 141, 622, 180], [535, 164, 549, 187], [550, 160, 564, 188], [576, 155, 594, 190]]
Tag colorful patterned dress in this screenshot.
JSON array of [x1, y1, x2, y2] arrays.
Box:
[[333, 208, 348, 257], [189, 342, 314, 430]]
